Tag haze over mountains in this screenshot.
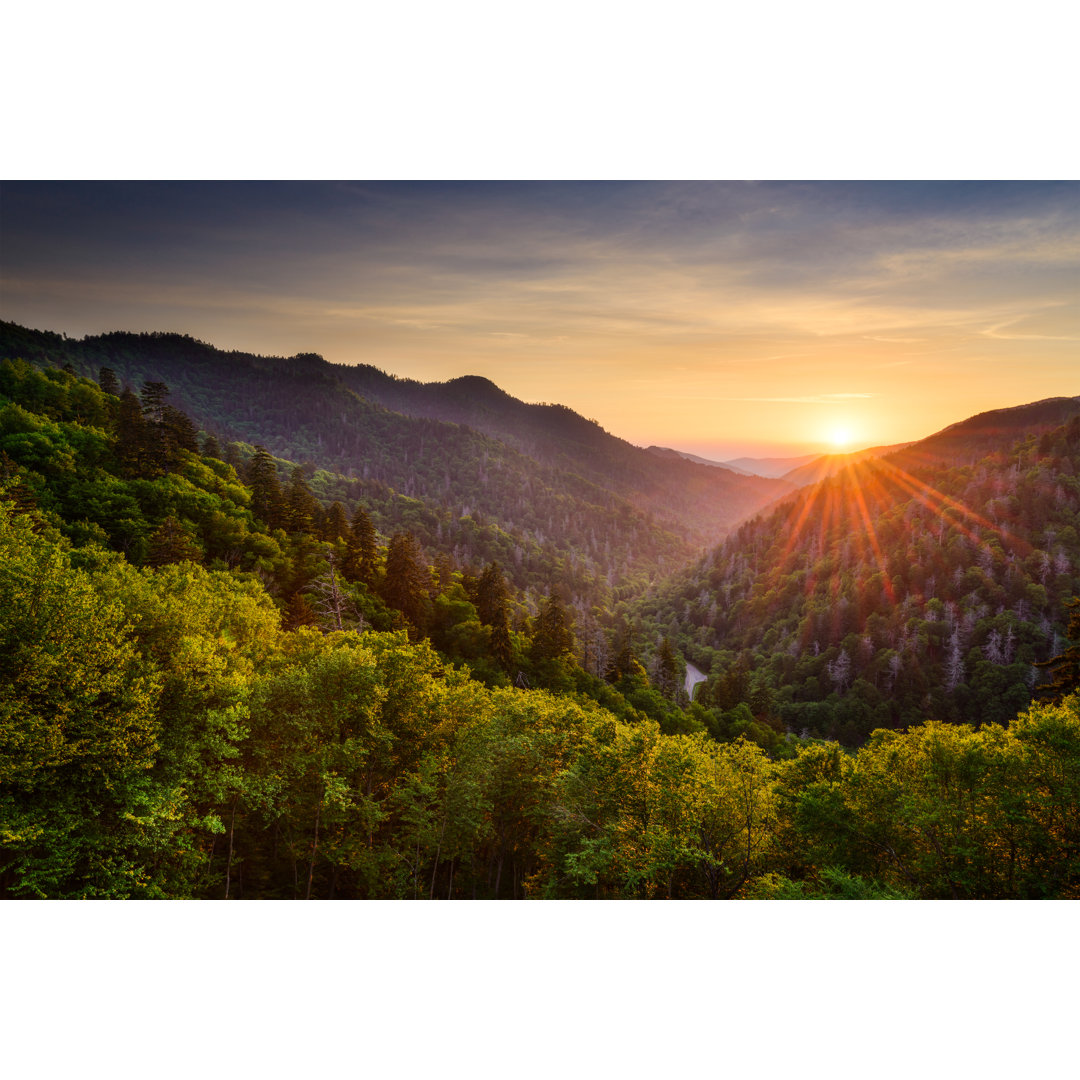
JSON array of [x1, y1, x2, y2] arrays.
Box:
[[0, 323, 790, 581]]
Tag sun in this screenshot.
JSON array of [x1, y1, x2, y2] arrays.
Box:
[[827, 425, 854, 451]]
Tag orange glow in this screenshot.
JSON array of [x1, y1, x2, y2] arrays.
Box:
[[826, 425, 855, 450]]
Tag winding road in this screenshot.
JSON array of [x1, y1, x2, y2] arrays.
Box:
[[684, 660, 707, 701]]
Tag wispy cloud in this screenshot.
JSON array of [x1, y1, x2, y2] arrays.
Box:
[[981, 313, 1080, 342], [1, 180, 1077, 457], [720, 393, 879, 404]]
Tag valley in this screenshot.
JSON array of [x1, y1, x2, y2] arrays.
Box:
[[1, 321, 1078, 900]]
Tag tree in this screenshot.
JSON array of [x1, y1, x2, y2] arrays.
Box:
[[382, 532, 431, 633], [148, 515, 202, 567], [115, 387, 149, 477], [342, 503, 378, 587], [282, 591, 320, 631], [655, 637, 680, 701], [284, 465, 319, 535], [476, 563, 509, 626], [139, 380, 171, 476], [247, 446, 283, 530], [0, 501, 162, 897], [97, 367, 119, 396], [322, 501, 349, 542], [530, 591, 575, 663], [310, 550, 356, 632], [163, 404, 200, 457], [1035, 597, 1080, 701]]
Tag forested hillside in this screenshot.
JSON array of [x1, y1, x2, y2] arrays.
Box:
[[2, 334, 1079, 900], [639, 407, 1080, 745], [333, 363, 791, 539], [0, 323, 788, 583]]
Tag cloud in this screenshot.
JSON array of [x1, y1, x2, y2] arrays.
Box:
[[709, 393, 879, 405], [980, 313, 1080, 342]]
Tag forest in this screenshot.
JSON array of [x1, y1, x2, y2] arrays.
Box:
[[2, 334, 1079, 899]]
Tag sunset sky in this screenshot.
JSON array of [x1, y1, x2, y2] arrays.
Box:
[[1, 180, 1076, 459]]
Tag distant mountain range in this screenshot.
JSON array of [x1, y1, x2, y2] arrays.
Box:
[[0, 322, 791, 602], [650, 443, 913, 485], [720, 453, 822, 478]]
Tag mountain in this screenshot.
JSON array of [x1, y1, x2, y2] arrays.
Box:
[[721, 453, 821, 478], [647, 446, 756, 475], [0, 322, 790, 604], [4, 330, 1080, 901], [780, 442, 912, 487], [636, 402, 1080, 745], [889, 397, 1080, 468], [330, 363, 792, 546]]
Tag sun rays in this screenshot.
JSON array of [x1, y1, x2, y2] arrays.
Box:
[[759, 445, 1032, 618]]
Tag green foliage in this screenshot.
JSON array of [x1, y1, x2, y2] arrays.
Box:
[[4, 333, 1080, 899]]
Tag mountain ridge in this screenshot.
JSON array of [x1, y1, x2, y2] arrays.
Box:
[[0, 322, 792, 601]]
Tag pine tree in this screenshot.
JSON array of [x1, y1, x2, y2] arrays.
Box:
[[607, 621, 636, 682], [476, 562, 509, 626], [139, 381, 171, 476], [1035, 597, 1080, 701], [656, 636, 679, 700], [115, 387, 149, 477], [148, 515, 202, 567], [163, 404, 200, 457], [284, 465, 319, 534], [490, 599, 514, 672], [140, 380, 169, 426], [282, 591, 320, 631], [433, 552, 456, 594], [0, 454, 38, 519], [530, 591, 575, 662], [223, 442, 244, 471], [342, 503, 378, 586], [382, 532, 430, 632], [247, 446, 283, 530], [322, 501, 349, 542], [97, 367, 119, 396]]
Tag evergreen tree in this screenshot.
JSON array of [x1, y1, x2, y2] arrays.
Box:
[[607, 621, 636, 682], [163, 404, 200, 457], [97, 367, 119, 396], [140, 380, 170, 426], [1035, 597, 1080, 701], [284, 465, 318, 534], [433, 552, 456, 594], [201, 434, 222, 460], [382, 532, 430, 633], [343, 503, 378, 586], [138, 380, 172, 476], [223, 442, 244, 471], [530, 591, 575, 662], [322, 501, 349, 542], [0, 454, 38, 519], [282, 591, 320, 631], [115, 386, 149, 478], [490, 600, 514, 672], [476, 562, 509, 626], [148, 516, 202, 567], [656, 637, 680, 700], [247, 446, 283, 530]]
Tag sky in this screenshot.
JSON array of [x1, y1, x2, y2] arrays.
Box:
[[1, 180, 1077, 459]]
